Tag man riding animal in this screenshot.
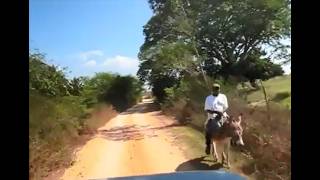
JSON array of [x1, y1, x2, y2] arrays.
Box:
[[204, 83, 244, 167], [204, 83, 229, 154]]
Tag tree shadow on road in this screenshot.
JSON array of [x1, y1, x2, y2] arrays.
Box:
[[98, 123, 183, 141], [120, 102, 160, 115], [175, 156, 223, 171]]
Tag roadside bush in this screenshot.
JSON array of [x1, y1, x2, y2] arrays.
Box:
[[29, 92, 85, 179]]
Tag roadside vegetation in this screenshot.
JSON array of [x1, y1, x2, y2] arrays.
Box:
[[29, 50, 143, 180]]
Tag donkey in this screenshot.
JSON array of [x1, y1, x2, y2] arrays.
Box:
[[209, 114, 244, 168]]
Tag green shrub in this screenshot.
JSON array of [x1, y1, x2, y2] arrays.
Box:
[[272, 91, 290, 102]]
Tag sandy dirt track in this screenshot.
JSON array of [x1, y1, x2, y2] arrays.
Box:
[[61, 100, 190, 180]]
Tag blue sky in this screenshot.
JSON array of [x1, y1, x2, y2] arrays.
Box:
[[29, 0, 153, 78], [30, 0, 290, 78]]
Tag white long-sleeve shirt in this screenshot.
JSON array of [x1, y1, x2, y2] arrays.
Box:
[[204, 94, 228, 120]]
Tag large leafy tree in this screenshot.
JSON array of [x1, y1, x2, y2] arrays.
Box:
[[196, 0, 290, 79], [139, 0, 209, 101], [232, 48, 284, 86], [138, 0, 290, 97]]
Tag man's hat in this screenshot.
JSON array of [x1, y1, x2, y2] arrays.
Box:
[[212, 83, 221, 89]]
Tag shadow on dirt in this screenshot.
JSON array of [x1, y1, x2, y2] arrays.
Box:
[[175, 156, 222, 171], [120, 102, 161, 115], [99, 123, 183, 141]]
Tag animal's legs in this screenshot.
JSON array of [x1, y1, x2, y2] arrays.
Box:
[[222, 151, 226, 164], [211, 141, 218, 162], [222, 140, 231, 168]]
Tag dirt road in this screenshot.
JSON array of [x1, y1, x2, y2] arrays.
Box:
[[61, 100, 191, 180]]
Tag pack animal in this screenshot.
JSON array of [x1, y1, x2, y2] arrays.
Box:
[[208, 114, 244, 168]]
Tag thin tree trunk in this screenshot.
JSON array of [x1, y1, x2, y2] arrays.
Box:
[[259, 79, 271, 121]]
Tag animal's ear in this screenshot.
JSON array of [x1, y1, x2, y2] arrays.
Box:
[[227, 115, 233, 123], [237, 113, 243, 124]]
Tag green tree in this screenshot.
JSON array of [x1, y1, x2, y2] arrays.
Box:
[[139, 0, 290, 86], [138, 41, 192, 102], [233, 49, 284, 87], [68, 77, 85, 96], [139, 0, 209, 101], [103, 76, 143, 111], [196, 0, 290, 79], [82, 73, 143, 111], [81, 72, 115, 107], [29, 51, 70, 97], [142, 0, 209, 83]]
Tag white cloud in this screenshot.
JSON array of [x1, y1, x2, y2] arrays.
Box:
[[103, 55, 138, 67], [69, 51, 139, 77], [102, 55, 139, 75], [79, 50, 104, 60], [83, 60, 97, 67]]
